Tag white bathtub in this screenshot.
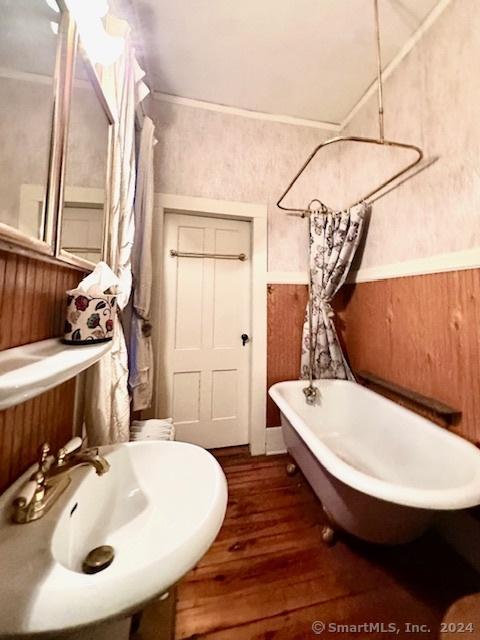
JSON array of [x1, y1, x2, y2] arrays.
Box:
[[269, 380, 480, 544]]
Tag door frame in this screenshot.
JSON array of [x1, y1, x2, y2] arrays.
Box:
[[153, 193, 268, 455]]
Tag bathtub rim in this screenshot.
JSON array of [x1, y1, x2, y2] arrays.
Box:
[[269, 379, 480, 511]]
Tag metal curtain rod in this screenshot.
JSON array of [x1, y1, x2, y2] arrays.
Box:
[[170, 249, 247, 262], [276, 0, 424, 216], [374, 0, 384, 141], [286, 156, 439, 217]]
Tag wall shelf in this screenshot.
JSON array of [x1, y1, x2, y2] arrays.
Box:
[[355, 370, 462, 427], [0, 338, 111, 411]]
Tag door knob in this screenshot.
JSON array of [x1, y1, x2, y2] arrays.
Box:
[[241, 334, 249, 346]]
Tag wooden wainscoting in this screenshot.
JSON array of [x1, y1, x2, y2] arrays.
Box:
[[337, 268, 480, 444], [266, 283, 347, 428], [267, 284, 308, 427], [0, 250, 84, 493], [267, 270, 480, 444]]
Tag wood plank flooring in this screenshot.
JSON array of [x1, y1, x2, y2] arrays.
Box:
[[175, 447, 480, 640]]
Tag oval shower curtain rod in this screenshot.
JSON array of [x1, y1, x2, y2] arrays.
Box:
[[276, 0, 424, 216]]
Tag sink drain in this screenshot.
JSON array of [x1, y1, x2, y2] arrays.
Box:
[[82, 545, 115, 574]]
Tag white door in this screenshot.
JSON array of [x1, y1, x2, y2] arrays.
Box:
[[159, 213, 251, 448], [61, 205, 103, 263]]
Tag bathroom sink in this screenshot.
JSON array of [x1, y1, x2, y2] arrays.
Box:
[[0, 441, 227, 637]]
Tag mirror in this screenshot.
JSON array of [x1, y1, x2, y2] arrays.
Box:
[[59, 46, 112, 267], [0, 0, 62, 246]]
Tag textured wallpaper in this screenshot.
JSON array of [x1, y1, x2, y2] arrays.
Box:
[[0, 76, 108, 231], [338, 0, 480, 269], [0, 78, 52, 227], [151, 0, 479, 272], [151, 101, 336, 271]]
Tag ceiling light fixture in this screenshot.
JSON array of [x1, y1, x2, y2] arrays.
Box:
[[65, 0, 124, 66], [44, 0, 60, 13]]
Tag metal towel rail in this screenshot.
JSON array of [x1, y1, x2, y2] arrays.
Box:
[[170, 249, 247, 261]]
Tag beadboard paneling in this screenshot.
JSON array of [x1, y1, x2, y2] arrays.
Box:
[[0, 250, 84, 493], [0, 381, 77, 493], [267, 284, 308, 427], [337, 268, 480, 444], [267, 271, 480, 445]]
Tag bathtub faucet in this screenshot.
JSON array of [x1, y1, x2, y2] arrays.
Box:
[[303, 384, 319, 405]]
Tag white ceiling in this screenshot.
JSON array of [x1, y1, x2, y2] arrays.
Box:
[[129, 0, 440, 125]]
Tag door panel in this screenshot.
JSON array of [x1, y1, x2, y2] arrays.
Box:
[[160, 213, 251, 448]]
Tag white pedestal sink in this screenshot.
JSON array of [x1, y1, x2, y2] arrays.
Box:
[[0, 441, 228, 638]]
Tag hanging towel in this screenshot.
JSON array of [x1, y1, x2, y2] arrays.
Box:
[[130, 418, 175, 441], [83, 15, 149, 445], [129, 116, 156, 411]]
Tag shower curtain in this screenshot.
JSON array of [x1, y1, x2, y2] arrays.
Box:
[[300, 202, 369, 381]]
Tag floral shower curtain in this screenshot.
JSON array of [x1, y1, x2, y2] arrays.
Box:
[[300, 202, 369, 381]]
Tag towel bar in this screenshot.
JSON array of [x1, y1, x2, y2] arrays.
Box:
[[170, 249, 247, 261]]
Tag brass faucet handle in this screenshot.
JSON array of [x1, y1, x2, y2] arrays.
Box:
[[37, 442, 51, 471], [14, 471, 45, 509], [13, 479, 37, 509], [56, 436, 83, 466], [32, 470, 46, 497]]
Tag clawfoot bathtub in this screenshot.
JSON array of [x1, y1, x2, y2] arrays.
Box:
[[269, 380, 480, 544]]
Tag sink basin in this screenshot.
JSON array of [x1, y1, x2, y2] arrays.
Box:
[[0, 441, 227, 637]]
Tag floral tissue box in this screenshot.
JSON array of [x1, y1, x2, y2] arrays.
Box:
[[63, 290, 117, 344]]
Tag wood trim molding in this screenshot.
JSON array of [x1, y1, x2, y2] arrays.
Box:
[[348, 247, 480, 284], [152, 192, 268, 455], [154, 193, 267, 219], [153, 92, 341, 132], [265, 426, 287, 455], [266, 245, 480, 287]]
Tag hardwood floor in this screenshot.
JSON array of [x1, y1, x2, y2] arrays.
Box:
[[175, 447, 480, 640]]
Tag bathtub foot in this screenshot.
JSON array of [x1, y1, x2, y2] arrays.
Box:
[[321, 525, 337, 546], [321, 505, 338, 546], [286, 462, 298, 476]]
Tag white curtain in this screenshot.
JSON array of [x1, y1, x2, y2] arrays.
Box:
[[300, 202, 368, 381], [129, 116, 156, 411], [84, 17, 150, 445]]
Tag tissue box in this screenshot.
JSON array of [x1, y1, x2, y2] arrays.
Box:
[[63, 290, 117, 344]]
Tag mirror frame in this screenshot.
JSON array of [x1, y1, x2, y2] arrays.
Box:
[[0, 1, 73, 258], [55, 32, 115, 271], [0, 1, 116, 274]]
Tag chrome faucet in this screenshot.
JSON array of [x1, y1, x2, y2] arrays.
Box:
[[12, 437, 110, 524]]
